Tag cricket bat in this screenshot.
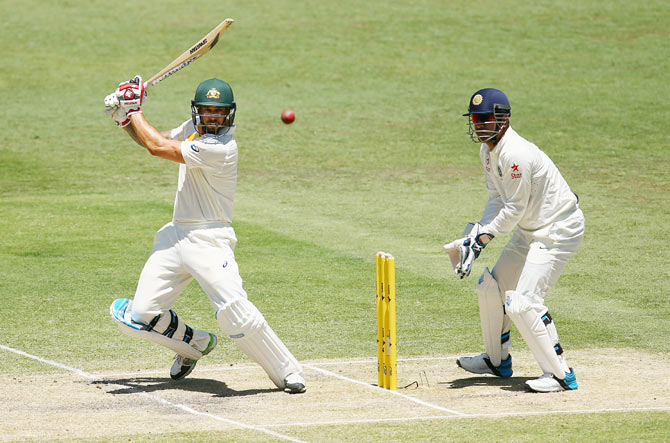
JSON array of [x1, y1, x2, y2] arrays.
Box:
[[144, 18, 234, 90]]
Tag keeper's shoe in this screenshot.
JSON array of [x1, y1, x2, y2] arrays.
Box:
[[526, 368, 578, 393], [283, 372, 306, 394], [457, 353, 513, 378], [170, 332, 218, 380]]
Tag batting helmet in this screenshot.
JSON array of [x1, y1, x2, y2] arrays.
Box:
[[191, 78, 236, 134]]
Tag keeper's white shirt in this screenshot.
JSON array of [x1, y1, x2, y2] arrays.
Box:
[[479, 126, 579, 238], [168, 120, 237, 223]]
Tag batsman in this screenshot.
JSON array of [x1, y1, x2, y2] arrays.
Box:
[[444, 88, 585, 392], [103, 76, 306, 394]]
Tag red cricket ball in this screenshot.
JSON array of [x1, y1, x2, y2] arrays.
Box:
[[281, 109, 295, 124]]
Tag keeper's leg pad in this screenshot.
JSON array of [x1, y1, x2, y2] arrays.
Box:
[[477, 267, 510, 366], [541, 310, 569, 369], [110, 298, 207, 360], [216, 298, 302, 389], [504, 291, 569, 378]]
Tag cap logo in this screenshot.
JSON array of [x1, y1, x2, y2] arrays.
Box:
[[472, 94, 483, 106], [206, 88, 221, 99]]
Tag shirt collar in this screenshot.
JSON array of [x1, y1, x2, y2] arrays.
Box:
[[489, 125, 514, 155]]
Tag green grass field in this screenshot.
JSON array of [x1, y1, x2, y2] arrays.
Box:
[[1, 0, 669, 441]]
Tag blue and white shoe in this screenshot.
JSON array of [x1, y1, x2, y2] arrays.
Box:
[[526, 368, 578, 392], [457, 353, 513, 378]]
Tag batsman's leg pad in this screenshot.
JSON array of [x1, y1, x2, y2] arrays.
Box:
[[477, 267, 508, 366], [504, 291, 568, 378], [110, 298, 205, 360], [216, 298, 302, 389]]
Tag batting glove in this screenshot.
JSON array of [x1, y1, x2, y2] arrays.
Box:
[[117, 75, 146, 116], [104, 92, 132, 127]]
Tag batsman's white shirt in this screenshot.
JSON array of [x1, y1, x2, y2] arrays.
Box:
[[170, 120, 237, 224], [131, 121, 246, 323]]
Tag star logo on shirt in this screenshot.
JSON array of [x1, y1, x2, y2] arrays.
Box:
[[511, 163, 519, 172]]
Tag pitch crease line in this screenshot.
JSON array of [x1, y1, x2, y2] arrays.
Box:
[[96, 356, 459, 378], [304, 363, 467, 416], [0, 343, 305, 443]]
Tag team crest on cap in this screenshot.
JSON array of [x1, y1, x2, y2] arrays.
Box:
[[206, 88, 221, 99], [472, 94, 483, 106]]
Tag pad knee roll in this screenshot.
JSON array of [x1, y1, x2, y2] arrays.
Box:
[[216, 298, 302, 388]]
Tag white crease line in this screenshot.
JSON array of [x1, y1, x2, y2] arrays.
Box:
[[304, 356, 458, 367], [304, 363, 467, 417], [268, 415, 454, 427], [0, 343, 305, 443], [0, 344, 94, 379], [95, 356, 458, 378], [265, 406, 670, 428], [101, 364, 261, 378]]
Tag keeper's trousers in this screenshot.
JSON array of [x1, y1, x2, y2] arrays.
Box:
[[492, 208, 585, 310]]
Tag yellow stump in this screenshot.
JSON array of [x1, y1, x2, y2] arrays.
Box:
[[376, 252, 397, 390]]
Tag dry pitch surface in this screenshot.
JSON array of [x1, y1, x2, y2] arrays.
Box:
[[2, 349, 669, 442]]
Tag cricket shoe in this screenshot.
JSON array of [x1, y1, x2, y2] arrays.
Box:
[[283, 372, 306, 394], [170, 332, 218, 380], [526, 368, 578, 393], [457, 353, 513, 378]]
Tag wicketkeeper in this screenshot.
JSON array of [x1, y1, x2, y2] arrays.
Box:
[[103, 76, 306, 393], [444, 88, 585, 392]]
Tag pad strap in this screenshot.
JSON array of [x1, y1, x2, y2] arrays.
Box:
[[110, 298, 204, 360]]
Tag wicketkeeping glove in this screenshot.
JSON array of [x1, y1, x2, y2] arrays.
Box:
[[443, 222, 494, 279], [456, 235, 488, 279]]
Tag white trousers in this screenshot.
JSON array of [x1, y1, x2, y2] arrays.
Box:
[[490, 209, 584, 375], [492, 209, 585, 301], [131, 222, 245, 323]]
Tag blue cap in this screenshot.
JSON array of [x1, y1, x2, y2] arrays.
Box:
[[463, 88, 511, 116]]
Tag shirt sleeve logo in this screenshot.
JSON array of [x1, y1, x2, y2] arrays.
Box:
[[190, 144, 200, 152]]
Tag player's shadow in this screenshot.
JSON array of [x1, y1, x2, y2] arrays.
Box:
[[441, 376, 534, 392], [92, 377, 277, 398]]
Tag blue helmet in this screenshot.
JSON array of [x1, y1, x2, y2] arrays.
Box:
[[463, 88, 511, 116], [463, 88, 511, 143]]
